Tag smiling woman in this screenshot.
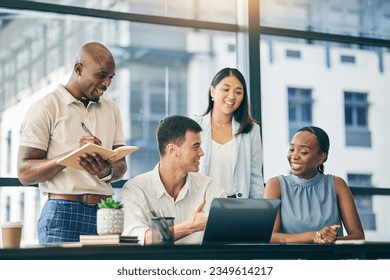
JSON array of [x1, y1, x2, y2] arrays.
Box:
[[195, 68, 264, 199], [264, 126, 365, 244], [288, 126, 329, 179]]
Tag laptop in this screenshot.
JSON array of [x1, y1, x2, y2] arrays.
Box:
[[202, 198, 280, 245]]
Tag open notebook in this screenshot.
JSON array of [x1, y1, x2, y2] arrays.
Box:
[[202, 198, 280, 245], [56, 143, 139, 171]]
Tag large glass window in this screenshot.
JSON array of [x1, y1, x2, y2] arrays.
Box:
[[0, 8, 237, 179], [260, 0, 390, 242], [260, 0, 390, 40], [17, 0, 238, 23], [0, 1, 240, 244]]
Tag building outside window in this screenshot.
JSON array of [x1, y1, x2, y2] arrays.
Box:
[[288, 87, 312, 140], [347, 173, 376, 230], [344, 91, 371, 147]]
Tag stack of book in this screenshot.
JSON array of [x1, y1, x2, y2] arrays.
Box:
[[79, 234, 139, 246]]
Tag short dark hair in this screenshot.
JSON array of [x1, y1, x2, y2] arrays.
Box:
[[157, 115, 202, 156], [203, 67, 256, 135], [297, 126, 330, 156]]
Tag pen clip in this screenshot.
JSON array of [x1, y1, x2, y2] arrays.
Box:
[[81, 122, 93, 136]]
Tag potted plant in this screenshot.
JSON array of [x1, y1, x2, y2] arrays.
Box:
[[96, 197, 124, 235]]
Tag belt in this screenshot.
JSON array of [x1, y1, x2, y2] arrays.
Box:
[[48, 193, 111, 206]]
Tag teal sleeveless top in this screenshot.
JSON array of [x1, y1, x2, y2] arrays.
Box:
[[278, 172, 343, 236]]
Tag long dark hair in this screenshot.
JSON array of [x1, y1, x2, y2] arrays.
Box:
[[203, 67, 256, 135]]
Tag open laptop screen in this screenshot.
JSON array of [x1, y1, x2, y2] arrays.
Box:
[[202, 198, 280, 245]]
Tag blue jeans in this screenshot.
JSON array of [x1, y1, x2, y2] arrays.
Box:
[[38, 200, 98, 244]]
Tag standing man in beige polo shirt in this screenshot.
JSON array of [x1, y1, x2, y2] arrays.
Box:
[[17, 42, 127, 243]]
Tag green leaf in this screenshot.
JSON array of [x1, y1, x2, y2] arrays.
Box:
[[98, 197, 123, 209]]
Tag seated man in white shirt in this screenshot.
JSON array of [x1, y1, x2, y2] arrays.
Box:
[[121, 115, 226, 245]]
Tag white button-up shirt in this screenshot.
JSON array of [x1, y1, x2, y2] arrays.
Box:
[[121, 164, 226, 245]]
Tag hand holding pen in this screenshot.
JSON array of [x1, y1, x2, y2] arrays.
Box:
[[78, 122, 110, 176], [81, 122, 94, 136], [80, 122, 102, 146]]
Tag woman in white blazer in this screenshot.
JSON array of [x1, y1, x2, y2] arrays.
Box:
[[195, 68, 264, 198]]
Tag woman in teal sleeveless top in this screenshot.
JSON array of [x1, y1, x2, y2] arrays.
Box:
[[264, 126, 365, 244]]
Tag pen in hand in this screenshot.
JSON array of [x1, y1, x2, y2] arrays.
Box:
[[81, 122, 94, 136], [81, 122, 102, 147]]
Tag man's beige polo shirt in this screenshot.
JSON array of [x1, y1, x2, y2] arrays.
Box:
[[19, 84, 125, 195]]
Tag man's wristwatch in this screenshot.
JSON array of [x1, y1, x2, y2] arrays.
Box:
[[99, 166, 113, 182]]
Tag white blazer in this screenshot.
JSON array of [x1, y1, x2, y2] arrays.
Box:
[[195, 112, 264, 198]]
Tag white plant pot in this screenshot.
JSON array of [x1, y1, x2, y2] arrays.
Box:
[[97, 208, 124, 235]]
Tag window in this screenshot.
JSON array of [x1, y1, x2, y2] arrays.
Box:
[[286, 49, 301, 58], [344, 91, 371, 147], [347, 173, 376, 230], [0, 8, 237, 179], [288, 87, 312, 140], [260, 0, 390, 40], [340, 55, 356, 64], [127, 64, 188, 177], [228, 44, 236, 53]]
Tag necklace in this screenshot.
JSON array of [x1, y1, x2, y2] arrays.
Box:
[[212, 120, 232, 127]]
